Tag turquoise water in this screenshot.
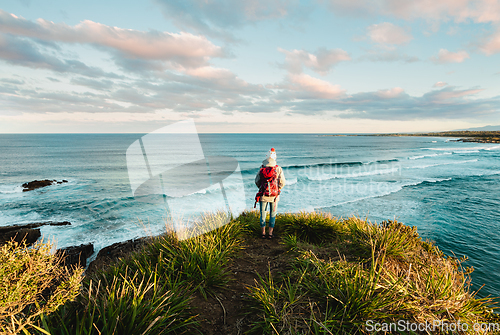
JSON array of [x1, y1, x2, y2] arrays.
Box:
[[0, 133, 499, 298]]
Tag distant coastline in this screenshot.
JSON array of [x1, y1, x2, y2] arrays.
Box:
[[322, 130, 500, 143]]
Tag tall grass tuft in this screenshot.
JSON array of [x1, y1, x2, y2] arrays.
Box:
[[106, 211, 243, 298], [278, 211, 344, 244], [347, 218, 424, 260], [247, 267, 309, 335], [0, 239, 83, 335], [237, 210, 262, 236], [247, 215, 499, 334], [295, 249, 401, 333], [40, 268, 196, 335], [39, 211, 243, 334]]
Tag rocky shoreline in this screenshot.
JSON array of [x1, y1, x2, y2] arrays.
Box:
[[2, 179, 151, 273], [0, 221, 71, 246], [0, 220, 151, 273], [455, 137, 500, 143]]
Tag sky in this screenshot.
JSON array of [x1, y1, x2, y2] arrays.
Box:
[[0, 0, 499, 133]]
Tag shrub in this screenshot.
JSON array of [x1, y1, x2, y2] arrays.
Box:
[[0, 239, 82, 334], [278, 211, 344, 244], [247, 216, 499, 334], [40, 269, 196, 335]]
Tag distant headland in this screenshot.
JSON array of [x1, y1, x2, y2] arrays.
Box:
[[323, 131, 500, 143]]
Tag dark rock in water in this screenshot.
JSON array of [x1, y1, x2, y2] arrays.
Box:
[[87, 237, 152, 274], [57, 243, 94, 268], [0, 221, 71, 246], [22, 179, 54, 191], [0, 221, 71, 234], [22, 179, 68, 192], [48, 221, 71, 226], [0, 228, 41, 246]]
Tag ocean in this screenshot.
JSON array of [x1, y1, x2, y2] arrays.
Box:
[[0, 133, 499, 298]]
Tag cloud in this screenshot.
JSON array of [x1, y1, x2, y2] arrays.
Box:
[[153, 0, 299, 40], [270, 73, 346, 99], [280, 85, 497, 121], [0, 77, 24, 85], [324, 0, 382, 17], [433, 81, 448, 87], [0, 9, 223, 67], [0, 34, 121, 78], [367, 22, 413, 45], [324, 0, 500, 23], [359, 23, 417, 63], [376, 87, 405, 98], [422, 86, 483, 101], [431, 49, 470, 63], [1, 62, 270, 116], [278, 47, 351, 75], [0, 10, 269, 117], [70, 77, 115, 91], [360, 49, 419, 62], [479, 28, 500, 55]]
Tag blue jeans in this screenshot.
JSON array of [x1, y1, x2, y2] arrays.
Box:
[[260, 201, 278, 228]]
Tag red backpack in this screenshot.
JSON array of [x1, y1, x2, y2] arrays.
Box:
[[254, 165, 280, 207]]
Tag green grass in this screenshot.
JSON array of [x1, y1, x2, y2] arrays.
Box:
[[278, 211, 345, 245], [245, 211, 499, 334], [3, 210, 497, 334], [0, 239, 82, 335], [37, 211, 243, 334], [39, 268, 196, 335]]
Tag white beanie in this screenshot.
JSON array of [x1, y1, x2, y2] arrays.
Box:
[[266, 148, 277, 160]]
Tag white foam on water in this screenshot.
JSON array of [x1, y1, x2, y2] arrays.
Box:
[[427, 145, 499, 152], [402, 178, 452, 186], [286, 177, 298, 185], [454, 150, 480, 154], [0, 210, 43, 226], [39, 219, 167, 264], [306, 167, 399, 181], [193, 189, 207, 194], [407, 159, 478, 169], [484, 145, 500, 151], [316, 176, 454, 209], [408, 152, 451, 160], [332, 193, 392, 207], [0, 184, 23, 194]]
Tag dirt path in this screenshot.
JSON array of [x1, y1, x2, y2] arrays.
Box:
[[191, 235, 292, 334]]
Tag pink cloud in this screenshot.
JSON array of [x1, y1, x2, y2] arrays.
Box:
[[428, 87, 483, 102], [184, 66, 235, 79], [479, 28, 500, 55], [367, 22, 413, 45], [278, 47, 351, 75], [286, 73, 346, 99], [431, 49, 470, 63], [183, 66, 258, 90], [0, 10, 222, 66], [376, 87, 405, 98], [433, 81, 448, 87], [326, 0, 500, 23]]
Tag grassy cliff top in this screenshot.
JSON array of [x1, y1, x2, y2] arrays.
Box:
[[3, 211, 500, 334]]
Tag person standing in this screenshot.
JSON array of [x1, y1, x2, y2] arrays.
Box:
[[255, 148, 286, 239]]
